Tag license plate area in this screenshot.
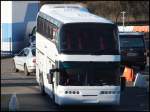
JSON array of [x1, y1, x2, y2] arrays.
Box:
[[127, 53, 138, 56]]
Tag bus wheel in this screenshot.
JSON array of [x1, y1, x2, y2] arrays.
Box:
[[39, 73, 46, 95]]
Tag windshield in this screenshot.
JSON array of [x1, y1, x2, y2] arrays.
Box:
[[120, 35, 144, 48], [59, 23, 119, 54], [58, 62, 120, 86]]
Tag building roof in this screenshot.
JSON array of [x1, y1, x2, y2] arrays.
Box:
[[39, 4, 113, 24], [118, 26, 149, 33]]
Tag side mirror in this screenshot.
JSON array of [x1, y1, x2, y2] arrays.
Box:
[[47, 73, 53, 84], [47, 69, 60, 84], [50, 68, 60, 75], [120, 76, 126, 92]]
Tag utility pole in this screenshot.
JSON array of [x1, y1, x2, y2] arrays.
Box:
[[121, 11, 126, 31]]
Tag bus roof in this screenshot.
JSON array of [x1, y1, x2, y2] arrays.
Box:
[[39, 4, 113, 24]]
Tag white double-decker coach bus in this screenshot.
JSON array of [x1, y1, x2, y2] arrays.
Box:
[[36, 4, 126, 105]]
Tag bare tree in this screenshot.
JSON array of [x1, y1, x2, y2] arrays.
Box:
[[39, 1, 149, 23]]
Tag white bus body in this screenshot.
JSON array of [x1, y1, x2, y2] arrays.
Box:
[[36, 4, 124, 106]]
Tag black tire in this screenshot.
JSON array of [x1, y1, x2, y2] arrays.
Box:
[[24, 64, 29, 76], [39, 73, 46, 95], [13, 60, 19, 72]]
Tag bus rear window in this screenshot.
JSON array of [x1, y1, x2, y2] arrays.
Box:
[[59, 23, 119, 54], [120, 35, 144, 48]]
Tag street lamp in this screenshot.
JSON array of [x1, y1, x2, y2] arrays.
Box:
[[121, 11, 126, 31]]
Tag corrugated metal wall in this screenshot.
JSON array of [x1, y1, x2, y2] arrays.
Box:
[[1, 1, 39, 56]]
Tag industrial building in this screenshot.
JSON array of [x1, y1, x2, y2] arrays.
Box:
[[1, 1, 39, 56]]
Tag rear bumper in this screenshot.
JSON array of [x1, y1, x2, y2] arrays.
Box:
[[27, 66, 36, 73], [56, 94, 120, 106], [55, 86, 121, 106]]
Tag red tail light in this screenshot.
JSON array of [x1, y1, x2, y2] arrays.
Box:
[[33, 59, 36, 63]]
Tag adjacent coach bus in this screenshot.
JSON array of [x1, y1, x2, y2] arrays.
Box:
[[36, 4, 125, 105]]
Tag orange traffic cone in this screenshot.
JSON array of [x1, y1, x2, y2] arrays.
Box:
[[123, 66, 135, 82]]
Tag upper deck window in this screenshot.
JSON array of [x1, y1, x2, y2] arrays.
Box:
[[59, 23, 119, 54]]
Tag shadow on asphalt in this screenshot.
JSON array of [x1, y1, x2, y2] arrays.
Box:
[[1, 93, 119, 111], [1, 83, 38, 87], [1, 87, 149, 111]]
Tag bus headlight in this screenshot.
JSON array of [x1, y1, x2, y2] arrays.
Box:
[[100, 91, 120, 94], [65, 91, 80, 94]]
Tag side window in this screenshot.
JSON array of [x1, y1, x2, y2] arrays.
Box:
[[45, 20, 49, 38], [37, 16, 45, 35], [53, 27, 58, 39], [37, 16, 41, 33], [37, 16, 59, 44], [47, 22, 58, 41], [47, 23, 51, 39], [48, 22, 53, 40], [24, 49, 29, 56], [52, 27, 59, 44], [43, 19, 46, 36], [41, 18, 44, 35]]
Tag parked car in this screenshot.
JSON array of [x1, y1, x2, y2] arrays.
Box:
[[13, 46, 36, 75], [119, 32, 147, 70]]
